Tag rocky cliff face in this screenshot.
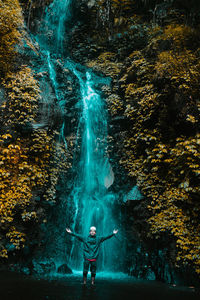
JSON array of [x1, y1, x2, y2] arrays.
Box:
[[0, 0, 75, 272], [0, 0, 200, 286], [67, 0, 200, 284]]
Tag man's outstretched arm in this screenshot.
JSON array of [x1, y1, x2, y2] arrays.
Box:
[[66, 228, 85, 242], [100, 229, 119, 243]]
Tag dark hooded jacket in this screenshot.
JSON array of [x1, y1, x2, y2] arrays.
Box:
[[70, 232, 115, 260]]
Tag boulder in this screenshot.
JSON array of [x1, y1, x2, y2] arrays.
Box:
[[32, 260, 56, 275], [57, 264, 73, 274]]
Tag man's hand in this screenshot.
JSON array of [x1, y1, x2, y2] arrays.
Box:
[[113, 229, 118, 235], [66, 228, 72, 234]]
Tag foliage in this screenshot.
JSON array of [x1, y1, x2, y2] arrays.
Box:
[[0, 0, 74, 261], [0, 71, 52, 258], [0, 0, 23, 74], [90, 9, 200, 276], [87, 52, 123, 78], [119, 23, 200, 274], [0, 0, 57, 259], [2, 67, 39, 125], [107, 94, 124, 116]]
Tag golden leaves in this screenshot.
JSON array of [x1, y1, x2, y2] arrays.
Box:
[[87, 52, 123, 78], [0, 1, 63, 260], [0, 249, 8, 258], [107, 94, 124, 116], [0, 0, 24, 74], [108, 21, 200, 275], [0, 129, 52, 254], [162, 24, 195, 48], [6, 226, 26, 250], [2, 67, 40, 126]]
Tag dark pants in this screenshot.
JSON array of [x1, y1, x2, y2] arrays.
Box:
[[83, 259, 97, 277]]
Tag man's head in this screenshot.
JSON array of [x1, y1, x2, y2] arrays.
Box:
[[90, 226, 96, 236]]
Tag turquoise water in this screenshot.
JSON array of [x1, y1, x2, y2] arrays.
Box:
[[55, 270, 131, 280], [30, 0, 124, 272]]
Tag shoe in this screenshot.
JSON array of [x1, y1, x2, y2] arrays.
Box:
[[91, 276, 95, 286]]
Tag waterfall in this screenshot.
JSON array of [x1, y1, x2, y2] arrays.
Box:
[[30, 0, 124, 272], [64, 61, 117, 270]]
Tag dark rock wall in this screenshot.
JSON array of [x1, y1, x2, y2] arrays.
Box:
[[66, 0, 200, 285]]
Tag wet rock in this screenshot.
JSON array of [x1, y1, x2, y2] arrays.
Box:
[[145, 269, 156, 281], [32, 260, 56, 275], [57, 264, 73, 274], [34, 196, 41, 202], [6, 263, 31, 276]]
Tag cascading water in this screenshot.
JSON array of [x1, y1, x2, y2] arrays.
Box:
[[30, 0, 125, 272], [33, 0, 72, 146], [64, 62, 118, 271]]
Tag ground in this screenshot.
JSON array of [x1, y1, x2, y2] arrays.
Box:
[[0, 271, 199, 300]]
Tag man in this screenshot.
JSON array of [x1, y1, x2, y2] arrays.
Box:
[[66, 226, 118, 285]]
